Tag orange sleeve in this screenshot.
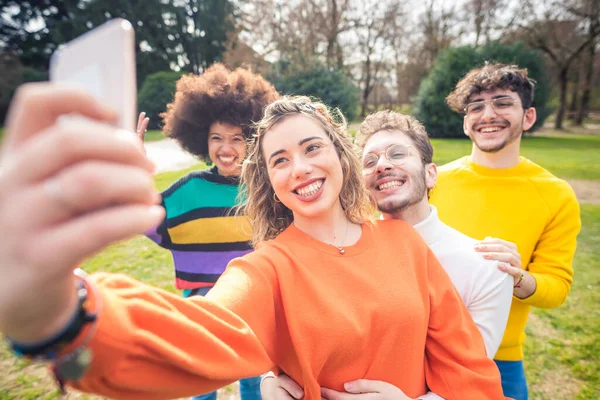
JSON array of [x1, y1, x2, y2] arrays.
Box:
[[71, 256, 278, 400], [423, 248, 509, 400]]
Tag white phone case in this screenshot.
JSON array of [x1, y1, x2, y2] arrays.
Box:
[[50, 19, 136, 132]]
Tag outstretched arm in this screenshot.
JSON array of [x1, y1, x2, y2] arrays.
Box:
[[0, 84, 276, 400]]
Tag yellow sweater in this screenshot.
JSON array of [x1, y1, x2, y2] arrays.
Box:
[[430, 156, 580, 361]]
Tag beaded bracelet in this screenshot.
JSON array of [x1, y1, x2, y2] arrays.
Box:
[[6, 269, 102, 393]]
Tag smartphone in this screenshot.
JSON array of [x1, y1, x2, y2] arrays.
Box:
[[50, 19, 136, 132]]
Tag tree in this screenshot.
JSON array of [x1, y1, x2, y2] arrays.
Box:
[[274, 65, 360, 120], [413, 42, 551, 138], [516, 0, 600, 129], [138, 71, 183, 130], [0, 0, 237, 84], [420, 0, 461, 70], [572, 0, 600, 125], [0, 55, 48, 125], [170, 0, 237, 74], [307, 0, 354, 69], [0, 0, 76, 69], [350, 0, 404, 116], [465, 0, 507, 47]]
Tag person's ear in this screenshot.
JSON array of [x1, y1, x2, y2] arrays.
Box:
[[522, 107, 537, 132], [425, 163, 437, 190], [463, 115, 471, 138]]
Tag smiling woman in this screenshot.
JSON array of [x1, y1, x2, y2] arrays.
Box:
[[142, 63, 280, 400]]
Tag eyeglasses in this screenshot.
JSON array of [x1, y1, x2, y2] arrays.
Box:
[[464, 97, 522, 116], [362, 144, 414, 175]]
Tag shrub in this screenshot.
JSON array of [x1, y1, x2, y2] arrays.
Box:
[[273, 65, 360, 121], [413, 42, 552, 138], [0, 66, 48, 126], [138, 71, 183, 130]]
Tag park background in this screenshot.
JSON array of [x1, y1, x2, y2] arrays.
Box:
[[0, 0, 599, 399]]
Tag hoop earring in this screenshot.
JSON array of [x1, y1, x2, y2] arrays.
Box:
[[273, 192, 281, 203]]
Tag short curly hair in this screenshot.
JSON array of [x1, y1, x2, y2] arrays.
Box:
[[446, 62, 536, 113], [161, 63, 280, 159], [356, 111, 433, 164]]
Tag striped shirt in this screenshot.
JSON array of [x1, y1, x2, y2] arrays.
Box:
[[147, 167, 252, 291]]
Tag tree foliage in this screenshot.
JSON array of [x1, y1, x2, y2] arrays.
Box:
[[0, 0, 237, 86], [413, 42, 552, 138], [0, 57, 48, 125], [137, 71, 183, 130], [273, 65, 360, 121]]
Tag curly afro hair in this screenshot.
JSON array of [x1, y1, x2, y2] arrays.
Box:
[[446, 62, 535, 113], [161, 63, 280, 159]]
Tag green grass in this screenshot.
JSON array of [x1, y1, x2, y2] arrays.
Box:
[[523, 204, 600, 399], [432, 134, 600, 180], [0, 135, 599, 399], [144, 129, 167, 142]]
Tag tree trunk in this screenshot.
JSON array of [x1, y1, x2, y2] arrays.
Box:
[[326, 38, 336, 68], [555, 66, 568, 130], [576, 40, 597, 125], [568, 61, 581, 121], [336, 42, 344, 70], [361, 57, 372, 117]]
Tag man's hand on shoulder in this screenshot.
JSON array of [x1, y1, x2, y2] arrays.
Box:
[[474, 237, 536, 298]]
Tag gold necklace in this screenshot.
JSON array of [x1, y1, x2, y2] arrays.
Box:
[[333, 218, 349, 255]]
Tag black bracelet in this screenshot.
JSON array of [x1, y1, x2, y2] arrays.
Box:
[[8, 279, 97, 359]]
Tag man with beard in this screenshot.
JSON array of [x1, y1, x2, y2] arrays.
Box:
[[430, 63, 581, 400], [260, 111, 514, 400]]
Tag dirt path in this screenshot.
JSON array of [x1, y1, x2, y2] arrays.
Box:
[[566, 179, 600, 204], [145, 138, 198, 173]]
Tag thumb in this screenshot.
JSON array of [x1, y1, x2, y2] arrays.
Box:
[[344, 379, 381, 394]]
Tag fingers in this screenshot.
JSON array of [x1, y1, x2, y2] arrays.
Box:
[[474, 243, 521, 259], [343, 380, 383, 394], [481, 252, 522, 269], [321, 387, 354, 400], [498, 263, 524, 278], [480, 237, 518, 250], [474, 241, 521, 269], [4, 118, 154, 185], [27, 204, 164, 272], [18, 162, 160, 228], [275, 387, 302, 400], [3, 83, 117, 153], [136, 112, 149, 141], [277, 374, 304, 399], [137, 112, 146, 131]]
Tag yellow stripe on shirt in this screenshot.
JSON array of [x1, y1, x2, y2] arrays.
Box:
[[168, 216, 251, 244]]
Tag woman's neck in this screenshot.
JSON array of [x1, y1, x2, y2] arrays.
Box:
[[292, 201, 361, 248]]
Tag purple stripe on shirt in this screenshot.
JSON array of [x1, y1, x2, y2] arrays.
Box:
[[145, 225, 161, 245], [171, 249, 252, 275]]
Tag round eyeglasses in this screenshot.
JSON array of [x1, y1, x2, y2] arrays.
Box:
[[362, 144, 413, 175], [464, 96, 522, 116]]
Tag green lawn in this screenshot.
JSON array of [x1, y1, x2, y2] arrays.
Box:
[[0, 134, 599, 399], [432, 135, 600, 181], [144, 129, 167, 142]]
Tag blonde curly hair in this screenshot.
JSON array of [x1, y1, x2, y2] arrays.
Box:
[[238, 96, 374, 246]]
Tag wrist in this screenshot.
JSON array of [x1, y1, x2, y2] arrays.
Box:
[[514, 272, 536, 299], [5, 275, 79, 344]]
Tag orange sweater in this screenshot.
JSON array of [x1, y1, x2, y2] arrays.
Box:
[[73, 220, 507, 400]]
